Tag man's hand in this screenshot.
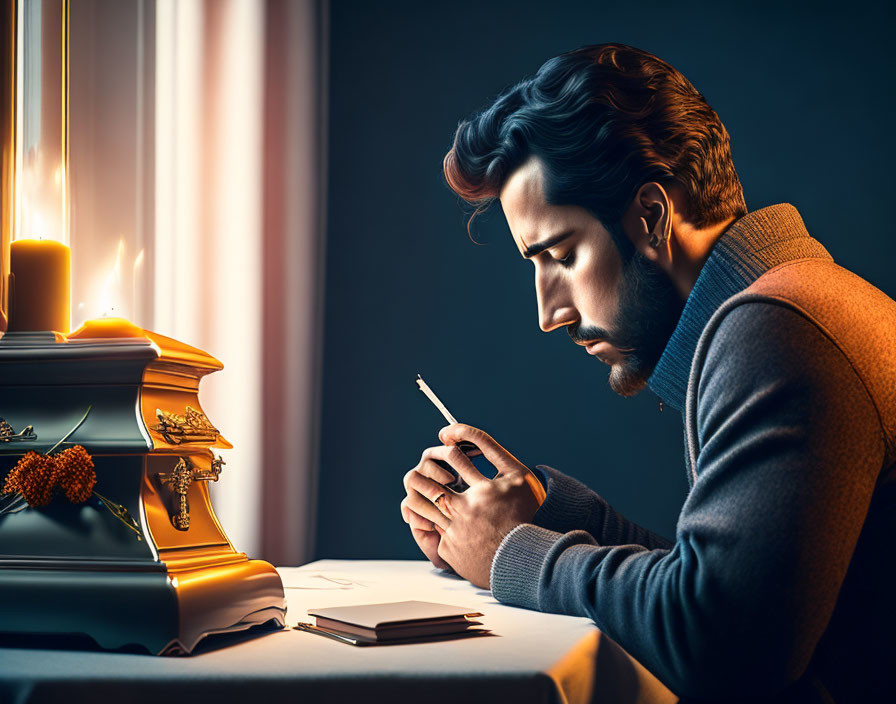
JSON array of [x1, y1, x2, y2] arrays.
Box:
[[400, 424, 545, 588], [400, 470, 452, 572]]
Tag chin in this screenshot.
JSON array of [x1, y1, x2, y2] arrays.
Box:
[[608, 362, 649, 398]]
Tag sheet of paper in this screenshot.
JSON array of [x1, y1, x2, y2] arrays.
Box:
[[279, 569, 376, 592]]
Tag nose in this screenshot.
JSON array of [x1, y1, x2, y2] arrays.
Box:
[[535, 268, 577, 333]]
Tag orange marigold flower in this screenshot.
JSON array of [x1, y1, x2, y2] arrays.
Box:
[[17, 453, 57, 507], [3, 451, 47, 495], [56, 445, 97, 503], [2, 446, 97, 507], [2, 451, 33, 494]]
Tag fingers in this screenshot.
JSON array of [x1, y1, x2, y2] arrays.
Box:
[[402, 496, 435, 529], [405, 484, 451, 529], [438, 423, 522, 475], [403, 502, 437, 532], [406, 466, 453, 510], [437, 533, 452, 568], [412, 526, 451, 571], [409, 511, 434, 532], [418, 442, 487, 487], [404, 462, 451, 499], [405, 452, 454, 487]]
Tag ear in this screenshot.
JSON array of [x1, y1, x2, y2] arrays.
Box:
[[622, 182, 672, 263]]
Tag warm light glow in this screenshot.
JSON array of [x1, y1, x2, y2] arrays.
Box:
[[14, 0, 68, 244], [73, 242, 147, 330], [133, 249, 145, 320], [77, 238, 132, 325], [99, 271, 116, 316], [115, 238, 124, 277], [30, 212, 46, 239], [102, 239, 124, 316], [155, 0, 265, 554], [14, 132, 67, 242], [16, 157, 66, 242]]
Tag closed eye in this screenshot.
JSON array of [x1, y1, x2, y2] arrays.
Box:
[[556, 251, 576, 268]]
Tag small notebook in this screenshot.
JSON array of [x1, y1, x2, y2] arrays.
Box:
[[304, 600, 485, 643]]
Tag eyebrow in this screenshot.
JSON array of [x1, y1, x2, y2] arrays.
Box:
[[522, 231, 574, 259]]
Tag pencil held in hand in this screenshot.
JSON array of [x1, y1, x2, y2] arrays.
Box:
[[415, 373, 482, 494], [416, 374, 458, 425], [415, 374, 480, 463]]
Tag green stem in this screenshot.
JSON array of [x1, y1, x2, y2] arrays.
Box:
[[0, 490, 28, 516], [93, 490, 143, 540], [46, 406, 92, 455]]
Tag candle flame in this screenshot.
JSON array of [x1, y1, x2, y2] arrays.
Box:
[[88, 238, 129, 321], [75, 241, 145, 329], [14, 153, 67, 243], [115, 239, 124, 277], [132, 249, 145, 324], [31, 212, 47, 239]]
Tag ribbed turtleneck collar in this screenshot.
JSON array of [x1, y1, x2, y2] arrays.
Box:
[[646, 203, 832, 412]]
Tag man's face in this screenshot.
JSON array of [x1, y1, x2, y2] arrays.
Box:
[[500, 158, 684, 396]]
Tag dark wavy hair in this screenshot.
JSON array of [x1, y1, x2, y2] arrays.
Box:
[[443, 44, 747, 244]]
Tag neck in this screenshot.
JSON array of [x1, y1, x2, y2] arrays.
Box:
[[665, 213, 737, 299]]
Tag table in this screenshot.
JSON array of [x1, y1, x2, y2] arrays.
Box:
[[0, 560, 677, 704]]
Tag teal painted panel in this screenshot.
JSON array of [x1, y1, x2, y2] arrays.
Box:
[[0, 455, 155, 560]]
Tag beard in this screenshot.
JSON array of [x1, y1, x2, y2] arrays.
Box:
[[567, 236, 685, 397]]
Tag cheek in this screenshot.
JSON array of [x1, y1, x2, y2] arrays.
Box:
[[575, 249, 623, 324]]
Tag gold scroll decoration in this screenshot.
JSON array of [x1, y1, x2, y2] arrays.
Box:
[[158, 455, 225, 531], [152, 406, 219, 446], [0, 417, 37, 443]]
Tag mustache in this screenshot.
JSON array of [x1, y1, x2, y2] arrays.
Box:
[[567, 322, 612, 346], [567, 322, 636, 353]]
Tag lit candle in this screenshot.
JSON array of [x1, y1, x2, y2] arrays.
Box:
[[8, 238, 71, 333]]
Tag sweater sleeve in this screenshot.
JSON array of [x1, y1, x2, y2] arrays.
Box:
[[489, 302, 885, 700], [530, 465, 672, 550]]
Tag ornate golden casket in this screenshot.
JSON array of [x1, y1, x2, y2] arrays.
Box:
[[0, 322, 286, 654]]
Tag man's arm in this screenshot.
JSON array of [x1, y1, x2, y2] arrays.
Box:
[[531, 465, 672, 550], [490, 302, 885, 699]]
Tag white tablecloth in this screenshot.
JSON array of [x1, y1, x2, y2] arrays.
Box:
[[0, 559, 677, 704]]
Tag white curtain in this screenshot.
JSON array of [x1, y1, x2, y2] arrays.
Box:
[[70, 0, 324, 564]]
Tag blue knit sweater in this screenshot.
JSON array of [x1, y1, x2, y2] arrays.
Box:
[[489, 204, 896, 702]]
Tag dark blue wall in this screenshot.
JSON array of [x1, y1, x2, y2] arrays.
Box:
[[315, 0, 895, 559]]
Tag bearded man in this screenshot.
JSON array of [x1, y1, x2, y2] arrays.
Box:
[[399, 44, 895, 703]]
